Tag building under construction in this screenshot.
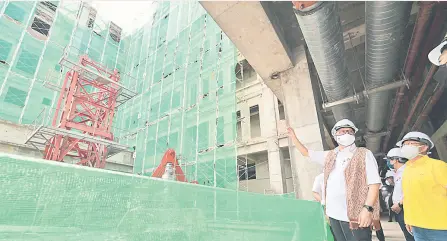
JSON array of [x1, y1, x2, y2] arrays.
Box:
[[1, 1, 447, 240], [0, 0, 239, 186]]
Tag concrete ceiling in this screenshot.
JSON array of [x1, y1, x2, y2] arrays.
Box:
[[202, 1, 423, 159]]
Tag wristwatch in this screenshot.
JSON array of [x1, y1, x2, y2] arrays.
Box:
[[363, 205, 374, 213], [398, 203, 403, 208]]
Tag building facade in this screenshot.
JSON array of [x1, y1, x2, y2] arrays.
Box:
[[0, 1, 303, 195]]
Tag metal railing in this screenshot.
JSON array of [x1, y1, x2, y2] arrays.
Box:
[[26, 107, 48, 140]]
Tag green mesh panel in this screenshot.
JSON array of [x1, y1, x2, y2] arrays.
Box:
[[0, 40, 12, 62], [15, 49, 39, 75], [4, 87, 26, 107], [4, 3, 26, 22], [111, 1, 239, 189], [1, 1, 238, 190], [41, 97, 51, 106], [0, 153, 332, 241]]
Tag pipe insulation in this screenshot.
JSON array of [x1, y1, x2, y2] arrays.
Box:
[[365, 1, 411, 153], [294, 2, 352, 121]]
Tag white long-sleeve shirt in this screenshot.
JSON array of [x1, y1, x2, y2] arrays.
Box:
[[312, 173, 325, 205], [308, 144, 381, 222], [392, 164, 406, 204]]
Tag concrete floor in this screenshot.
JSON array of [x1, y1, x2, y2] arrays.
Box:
[[372, 216, 406, 241]]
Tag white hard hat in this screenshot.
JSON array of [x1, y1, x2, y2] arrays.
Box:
[[396, 131, 434, 150], [385, 170, 394, 179], [428, 41, 446, 66], [385, 148, 403, 159], [331, 119, 358, 136]]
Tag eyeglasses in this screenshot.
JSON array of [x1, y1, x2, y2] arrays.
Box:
[[386, 157, 399, 162], [403, 138, 430, 147], [335, 129, 355, 136], [402, 141, 424, 147], [386, 157, 408, 162]]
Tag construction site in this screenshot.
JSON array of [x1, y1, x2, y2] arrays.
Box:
[[0, 1, 446, 240]]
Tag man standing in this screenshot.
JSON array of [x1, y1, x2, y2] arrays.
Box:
[[384, 171, 395, 222], [313, 172, 337, 241], [397, 132, 447, 241], [288, 119, 381, 241], [384, 148, 414, 241]]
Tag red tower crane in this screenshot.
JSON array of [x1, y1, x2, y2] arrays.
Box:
[[26, 55, 136, 168]]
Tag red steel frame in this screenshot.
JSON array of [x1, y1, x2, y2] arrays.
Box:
[[44, 55, 121, 168], [151, 149, 187, 182], [151, 149, 198, 184]]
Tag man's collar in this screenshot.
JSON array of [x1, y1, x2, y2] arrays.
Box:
[[395, 164, 406, 172]]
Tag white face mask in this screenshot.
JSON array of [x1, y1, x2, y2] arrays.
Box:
[[335, 134, 355, 147], [400, 145, 421, 160]]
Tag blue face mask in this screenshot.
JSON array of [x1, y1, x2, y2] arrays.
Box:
[[386, 159, 394, 170]]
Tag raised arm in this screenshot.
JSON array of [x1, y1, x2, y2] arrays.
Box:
[[287, 127, 327, 166], [287, 127, 309, 157]]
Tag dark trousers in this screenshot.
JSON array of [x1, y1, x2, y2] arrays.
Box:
[[388, 196, 394, 221], [395, 208, 415, 241], [375, 221, 385, 241], [329, 217, 372, 241]]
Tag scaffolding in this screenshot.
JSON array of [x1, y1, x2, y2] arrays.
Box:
[[112, 1, 238, 189], [25, 55, 136, 168], [0, 1, 239, 189]]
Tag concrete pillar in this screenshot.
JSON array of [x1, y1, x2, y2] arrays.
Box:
[[432, 120, 447, 161], [281, 47, 326, 200], [241, 104, 251, 141], [260, 85, 287, 193]]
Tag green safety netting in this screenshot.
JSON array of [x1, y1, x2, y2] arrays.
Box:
[[0, 2, 336, 240], [113, 1, 238, 189], [0, 153, 332, 241], [0, 1, 238, 189]]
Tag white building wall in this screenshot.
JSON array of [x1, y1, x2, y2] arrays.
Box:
[[236, 63, 293, 194]]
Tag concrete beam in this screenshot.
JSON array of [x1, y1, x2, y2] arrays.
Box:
[[343, 24, 365, 50], [200, 1, 293, 101], [432, 120, 447, 161]]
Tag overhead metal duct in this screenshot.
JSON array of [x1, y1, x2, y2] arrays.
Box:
[[293, 1, 352, 121], [381, 2, 436, 152], [365, 2, 411, 153]]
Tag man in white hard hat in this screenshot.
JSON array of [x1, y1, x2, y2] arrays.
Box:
[[288, 119, 381, 241], [384, 148, 414, 241], [397, 131, 447, 240], [428, 32, 447, 66]]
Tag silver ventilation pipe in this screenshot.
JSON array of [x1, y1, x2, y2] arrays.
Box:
[[365, 2, 411, 153], [294, 2, 352, 121]]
